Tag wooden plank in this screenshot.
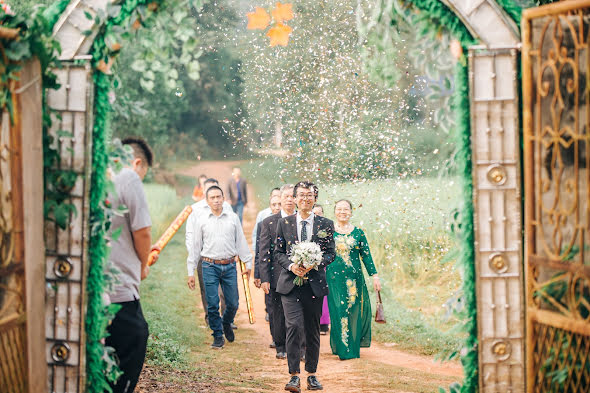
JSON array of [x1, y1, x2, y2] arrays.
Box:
[[529, 309, 590, 337], [523, 0, 590, 19], [18, 59, 48, 393]]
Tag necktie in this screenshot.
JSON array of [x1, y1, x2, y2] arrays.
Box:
[[301, 220, 308, 241]]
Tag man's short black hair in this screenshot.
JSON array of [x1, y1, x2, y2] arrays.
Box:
[[293, 181, 318, 199], [270, 187, 280, 195], [204, 178, 219, 186], [122, 137, 153, 167], [206, 185, 224, 198]]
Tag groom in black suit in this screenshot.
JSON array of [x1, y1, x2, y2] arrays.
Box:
[[274, 181, 335, 392]]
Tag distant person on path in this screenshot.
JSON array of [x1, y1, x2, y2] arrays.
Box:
[[186, 185, 252, 348], [274, 181, 335, 392], [313, 204, 330, 336], [106, 137, 157, 393], [186, 178, 241, 329], [258, 184, 296, 360], [192, 174, 208, 202], [228, 167, 248, 223], [326, 200, 381, 360], [253, 190, 282, 343]]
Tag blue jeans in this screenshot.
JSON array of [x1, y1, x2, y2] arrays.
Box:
[[202, 261, 239, 338], [232, 201, 244, 223]]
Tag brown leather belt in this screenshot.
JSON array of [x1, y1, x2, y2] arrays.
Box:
[[201, 256, 235, 265]]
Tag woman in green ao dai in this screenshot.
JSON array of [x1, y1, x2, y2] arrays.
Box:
[[326, 200, 381, 360]]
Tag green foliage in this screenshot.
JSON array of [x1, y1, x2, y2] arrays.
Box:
[[142, 184, 193, 367], [452, 60, 477, 393], [110, 0, 248, 162]]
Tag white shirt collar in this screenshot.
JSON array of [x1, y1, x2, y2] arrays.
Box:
[[296, 211, 315, 225]]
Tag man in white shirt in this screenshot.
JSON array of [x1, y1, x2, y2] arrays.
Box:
[[185, 178, 241, 327], [186, 186, 252, 348]]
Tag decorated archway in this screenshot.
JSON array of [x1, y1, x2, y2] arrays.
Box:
[[4, 0, 589, 391], [44, 1, 525, 392]]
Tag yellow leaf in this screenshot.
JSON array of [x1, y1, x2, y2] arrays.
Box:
[[266, 23, 292, 47], [271, 2, 294, 23], [247, 7, 270, 30]]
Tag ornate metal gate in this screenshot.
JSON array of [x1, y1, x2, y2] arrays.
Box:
[[523, 1, 590, 391]]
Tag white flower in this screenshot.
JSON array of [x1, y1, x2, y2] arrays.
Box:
[[289, 241, 323, 286]]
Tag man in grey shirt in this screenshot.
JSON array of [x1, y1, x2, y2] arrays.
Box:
[[187, 185, 252, 348], [106, 137, 156, 393]]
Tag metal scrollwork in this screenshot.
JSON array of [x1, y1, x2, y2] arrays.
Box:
[[524, 4, 590, 391]]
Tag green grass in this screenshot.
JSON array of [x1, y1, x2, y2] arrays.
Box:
[[142, 184, 196, 368], [242, 159, 464, 356]]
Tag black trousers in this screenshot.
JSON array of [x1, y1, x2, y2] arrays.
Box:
[[265, 292, 274, 338], [106, 300, 149, 393], [270, 288, 286, 353], [281, 285, 323, 374]]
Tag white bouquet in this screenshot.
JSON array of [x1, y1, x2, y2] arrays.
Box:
[[290, 241, 324, 286]]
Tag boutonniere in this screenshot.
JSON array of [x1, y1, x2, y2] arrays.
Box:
[[317, 229, 328, 239]]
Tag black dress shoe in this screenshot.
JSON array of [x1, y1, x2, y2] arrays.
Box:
[[276, 352, 287, 359], [211, 336, 225, 349], [223, 323, 235, 342], [284, 376, 301, 392], [307, 376, 323, 391]]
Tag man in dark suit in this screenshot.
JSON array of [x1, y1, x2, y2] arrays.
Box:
[[259, 184, 296, 360], [253, 192, 282, 345], [227, 167, 248, 223], [274, 181, 335, 392]]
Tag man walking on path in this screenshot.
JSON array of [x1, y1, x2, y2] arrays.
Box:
[[187, 185, 252, 348], [274, 181, 335, 392], [259, 184, 296, 360], [228, 167, 248, 223], [253, 190, 283, 346], [106, 137, 157, 393], [186, 178, 245, 329]]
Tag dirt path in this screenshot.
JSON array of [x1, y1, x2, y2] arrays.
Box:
[[176, 160, 463, 392]]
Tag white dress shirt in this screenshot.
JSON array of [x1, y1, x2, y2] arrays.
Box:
[[185, 200, 250, 276], [289, 211, 315, 272], [296, 211, 315, 241]]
